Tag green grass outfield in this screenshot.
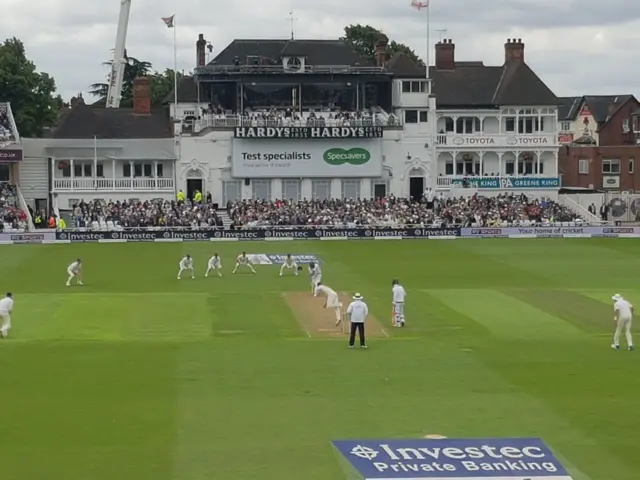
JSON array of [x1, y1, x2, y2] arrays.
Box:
[[0, 238, 638, 480]]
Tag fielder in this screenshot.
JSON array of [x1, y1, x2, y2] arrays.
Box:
[[205, 253, 223, 277], [309, 262, 322, 295], [392, 279, 406, 327], [233, 252, 256, 274], [66, 258, 83, 286], [612, 293, 634, 351], [0, 292, 13, 339], [177, 254, 195, 279], [279, 254, 299, 276], [314, 283, 343, 324]]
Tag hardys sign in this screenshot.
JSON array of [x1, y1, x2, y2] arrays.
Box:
[[332, 438, 571, 479], [232, 139, 383, 177], [234, 126, 383, 139]]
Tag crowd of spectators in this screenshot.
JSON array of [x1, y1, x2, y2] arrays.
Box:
[[197, 106, 398, 128], [0, 104, 16, 143], [227, 194, 582, 228], [69, 199, 223, 229], [0, 183, 28, 232]]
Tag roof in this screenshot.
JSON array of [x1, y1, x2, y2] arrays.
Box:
[[557, 95, 638, 132], [162, 76, 198, 104], [386, 53, 558, 107], [51, 103, 173, 139], [209, 39, 373, 67]]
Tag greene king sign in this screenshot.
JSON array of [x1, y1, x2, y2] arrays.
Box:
[[234, 126, 383, 139], [232, 139, 382, 177]]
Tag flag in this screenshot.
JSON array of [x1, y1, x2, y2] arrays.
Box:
[[161, 15, 175, 28], [411, 0, 428, 9]]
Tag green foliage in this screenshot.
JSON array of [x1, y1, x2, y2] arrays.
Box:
[[89, 56, 186, 107], [0, 37, 63, 137], [341, 24, 424, 66]]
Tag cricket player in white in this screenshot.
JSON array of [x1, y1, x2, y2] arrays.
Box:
[[392, 279, 406, 327], [314, 283, 343, 324], [205, 253, 223, 277], [309, 262, 322, 295], [279, 254, 299, 276], [0, 292, 13, 338], [177, 254, 195, 279], [612, 294, 634, 351], [233, 252, 256, 274], [66, 258, 83, 286]]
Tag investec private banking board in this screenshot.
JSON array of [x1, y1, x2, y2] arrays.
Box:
[[18, 36, 562, 207]]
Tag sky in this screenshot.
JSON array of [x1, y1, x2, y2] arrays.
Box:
[[2, 0, 640, 102]]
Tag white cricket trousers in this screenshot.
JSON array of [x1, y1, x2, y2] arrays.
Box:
[[614, 317, 633, 347], [0, 312, 11, 335], [393, 302, 405, 325]]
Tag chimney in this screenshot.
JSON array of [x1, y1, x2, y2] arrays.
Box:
[[133, 76, 151, 115], [504, 38, 524, 63], [435, 39, 455, 70], [197, 33, 206, 67], [374, 34, 388, 67]]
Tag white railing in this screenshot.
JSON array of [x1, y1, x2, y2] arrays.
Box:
[[559, 195, 605, 224], [53, 178, 175, 191], [435, 175, 560, 189], [15, 185, 35, 230], [435, 133, 556, 148]]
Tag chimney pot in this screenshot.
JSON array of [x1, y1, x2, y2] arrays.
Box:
[[435, 38, 455, 70], [133, 76, 151, 114], [374, 34, 389, 67]]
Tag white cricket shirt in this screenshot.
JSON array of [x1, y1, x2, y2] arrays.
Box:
[[615, 299, 633, 319], [180, 257, 192, 268], [0, 297, 14, 313], [315, 285, 336, 297], [68, 261, 80, 272], [392, 285, 406, 302], [347, 300, 368, 323]]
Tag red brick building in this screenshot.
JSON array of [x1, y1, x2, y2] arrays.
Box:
[[558, 95, 640, 190]]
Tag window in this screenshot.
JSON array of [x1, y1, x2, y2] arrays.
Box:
[[578, 159, 589, 174], [561, 121, 571, 131], [311, 179, 331, 200], [518, 116, 543, 133], [444, 117, 454, 132], [222, 181, 241, 204], [251, 179, 271, 200], [157, 163, 164, 177], [134, 163, 143, 177], [419, 111, 428, 122], [622, 118, 629, 132], [96, 164, 104, 177], [455, 117, 480, 134], [282, 179, 301, 201], [0, 164, 9, 182], [341, 179, 361, 199], [143, 164, 152, 177], [402, 81, 427, 93], [123, 163, 131, 177], [372, 181, 388, 198], [630, 159, 635, 174], [505, 117, 515, 132], [72, 162, 92, 177], [405, 110, 418, 123], [633, 116, 640, 133], [61, 162, 71, 178], [445, 162, 453, 175], [602, 159, 620, 174]]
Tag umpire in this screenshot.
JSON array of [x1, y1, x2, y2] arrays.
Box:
[[346, 293, 368, 348]]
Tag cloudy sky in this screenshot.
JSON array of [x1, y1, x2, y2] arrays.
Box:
[[2, 0, 639, 101]]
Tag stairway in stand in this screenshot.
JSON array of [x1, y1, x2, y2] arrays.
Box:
[[217, 210, 232, 229]]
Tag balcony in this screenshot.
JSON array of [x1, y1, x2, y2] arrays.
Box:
[[436, 175, 561, 190], [52, 178, 175, 192], [435, 133, 557, 148]]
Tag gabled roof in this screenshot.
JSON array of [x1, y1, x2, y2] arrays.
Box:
[[51, 103, 173, 139], [557, 94, 637, 127], [209, 39, 373, 67], [386, 53, 558, 107]]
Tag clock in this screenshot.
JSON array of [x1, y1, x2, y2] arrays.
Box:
[[286, 57, 302, 71]]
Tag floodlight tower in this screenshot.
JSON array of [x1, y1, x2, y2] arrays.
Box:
[[106, 0, 132, 108]]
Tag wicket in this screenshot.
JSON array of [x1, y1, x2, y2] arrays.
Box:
[[340, 311, 349, 334]]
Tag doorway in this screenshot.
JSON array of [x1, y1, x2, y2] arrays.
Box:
[[187, 179, 203, 201], [409, 177, 424, 202], [373, 183, 387, 198]]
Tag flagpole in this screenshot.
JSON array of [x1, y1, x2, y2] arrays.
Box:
[[425, 2, 430, 84], [173, 16, 178, 108], [93, 135, 98, 187]]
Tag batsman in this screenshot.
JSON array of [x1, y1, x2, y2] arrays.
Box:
[[391, 279, 406, 327]]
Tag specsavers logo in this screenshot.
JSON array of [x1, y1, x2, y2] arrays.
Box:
[[323, 148, 370, 165]]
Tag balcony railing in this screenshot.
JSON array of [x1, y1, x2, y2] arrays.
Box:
[[195, 64, 386, 76], [436, 175, 561, 189], [52, 178, 175, 191], [189, 114, 403, 131], [435, 133, 557, 148]]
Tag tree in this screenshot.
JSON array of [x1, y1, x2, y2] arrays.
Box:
[[90, 57, 185, 107], [0, 37, 63, 137], [89, 55, 153, 107], [341, 24, 424, 66]]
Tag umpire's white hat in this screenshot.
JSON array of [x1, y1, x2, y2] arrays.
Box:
[[612, 293, 622, 301], [353, 293, 363, 300]]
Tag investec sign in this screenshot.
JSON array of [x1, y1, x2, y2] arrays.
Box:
[[234, 126, 383, 139], [332, 438, 571, 479]]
